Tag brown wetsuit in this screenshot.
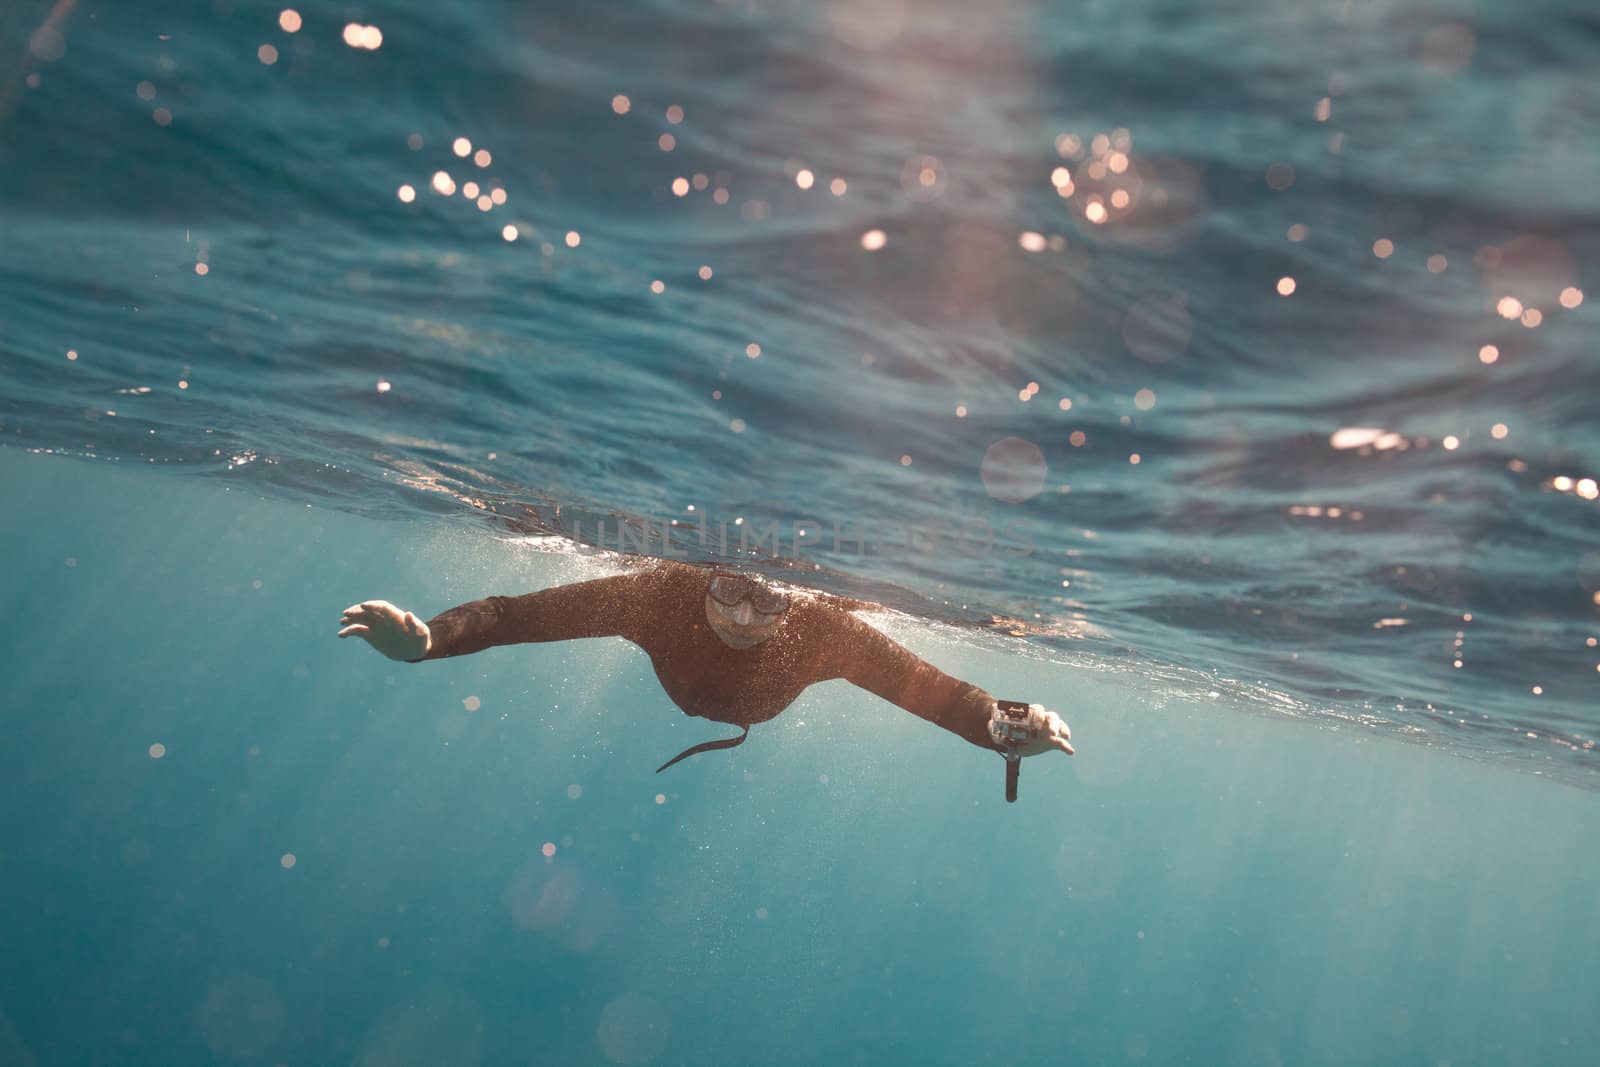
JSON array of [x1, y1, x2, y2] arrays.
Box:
[[407, 560, 1002, 767]]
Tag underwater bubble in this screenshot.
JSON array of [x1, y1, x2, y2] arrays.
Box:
[[356, 992, 484, 1067], [1123, 294, 1191, 363], [597, 993, 670, 1065], [981, 438, 1047, 504], [827, 0, 905, 50], [29, 27, 66, 61], [194, 974, 282, 1060]]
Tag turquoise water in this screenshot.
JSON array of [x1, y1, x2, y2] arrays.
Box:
[[4, 0, 1600, 1062], [5, 449, 1599, 1066]]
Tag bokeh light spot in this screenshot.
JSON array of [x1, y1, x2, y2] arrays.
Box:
[[597, 993, 671, 1066], [981, 438, 1047, 503], [1421, 22, 1476, 74]]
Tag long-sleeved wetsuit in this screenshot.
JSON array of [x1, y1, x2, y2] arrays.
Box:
[[407, 560, 1002, 757]]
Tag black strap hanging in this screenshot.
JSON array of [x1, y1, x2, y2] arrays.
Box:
[[655, 724, 751, 773]]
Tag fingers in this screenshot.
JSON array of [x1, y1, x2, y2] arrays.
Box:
[[1047, 714, 1073, 755], [340, 601, 403, 628], [337, 625, 369, 639], [1040, 710, 1070, 739]]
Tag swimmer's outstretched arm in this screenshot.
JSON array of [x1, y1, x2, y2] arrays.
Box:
[[339, 571, 655, 663], [822, 614, 1005, 751], [821, 614, 1075, 760]]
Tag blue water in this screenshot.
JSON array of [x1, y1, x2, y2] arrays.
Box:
[[3, 0, 1599, 1063]]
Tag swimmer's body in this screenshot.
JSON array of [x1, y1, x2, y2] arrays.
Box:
[[339, 560, 1072, 778]]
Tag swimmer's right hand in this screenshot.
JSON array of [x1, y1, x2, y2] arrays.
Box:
[[338, 600, 432, 661]]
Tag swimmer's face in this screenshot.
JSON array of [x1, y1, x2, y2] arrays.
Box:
[[704, 593, 786, 649]]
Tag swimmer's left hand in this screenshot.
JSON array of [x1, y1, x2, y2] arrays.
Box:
[[338, 599, 431, 661]]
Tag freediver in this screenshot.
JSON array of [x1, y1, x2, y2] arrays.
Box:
[[338, 560, 1072, 797]]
